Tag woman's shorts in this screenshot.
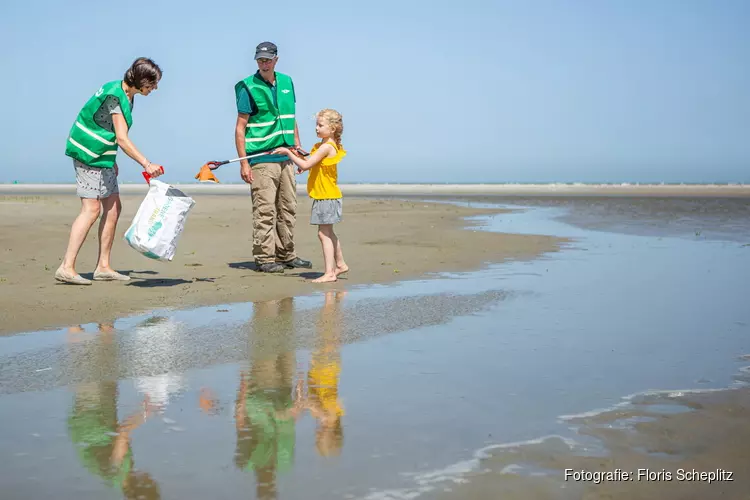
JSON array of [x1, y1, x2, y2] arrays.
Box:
[[310, 198, 342, 225], [73, 159, 119, 199]]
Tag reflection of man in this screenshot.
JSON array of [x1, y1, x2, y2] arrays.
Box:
[[234, 298, 304, 499], [66, 323, 161, 500], [234, 41, 312, 274]]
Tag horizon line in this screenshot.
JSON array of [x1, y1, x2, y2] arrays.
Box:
[[2, 182, 750, 198]]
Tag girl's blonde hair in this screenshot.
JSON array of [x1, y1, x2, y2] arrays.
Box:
[[317, 109, 344, 147]]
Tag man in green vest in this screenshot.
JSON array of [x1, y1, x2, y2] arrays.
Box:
[[235, 42, 312, 273]]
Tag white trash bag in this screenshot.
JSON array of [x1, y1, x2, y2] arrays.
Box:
[[124, 179, 196, 262]]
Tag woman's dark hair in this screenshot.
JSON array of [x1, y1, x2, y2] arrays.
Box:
[[123, 57, 163, 90]]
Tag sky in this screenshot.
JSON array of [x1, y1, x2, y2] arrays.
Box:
[[1, 0, 749, 185]]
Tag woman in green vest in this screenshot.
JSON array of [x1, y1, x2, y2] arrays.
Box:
[[56, 57, 165, 285]]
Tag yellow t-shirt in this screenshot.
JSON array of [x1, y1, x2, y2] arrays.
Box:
[[307, 141, 346, 200], [308, 355, 345, 418]]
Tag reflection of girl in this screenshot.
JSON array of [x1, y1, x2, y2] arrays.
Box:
[[306, 290, 347, 456]]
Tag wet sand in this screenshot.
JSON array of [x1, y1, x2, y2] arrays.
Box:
[[0, 289, 510, 395], [0, 193, 563, 335], [434, 384, 750, 500]]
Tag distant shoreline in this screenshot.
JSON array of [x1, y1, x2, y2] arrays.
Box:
[[2, 183, 750, 197]]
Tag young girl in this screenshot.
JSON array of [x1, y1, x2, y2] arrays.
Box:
[[273, 109, 348, 283]]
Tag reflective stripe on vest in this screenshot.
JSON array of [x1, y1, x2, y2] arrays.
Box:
[[235, 72, 296, 154], [67, 137, 118, 159]]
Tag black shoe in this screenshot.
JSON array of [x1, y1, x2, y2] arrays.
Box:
[[280, 257, 312, 269], [258, 262, 285, 273]]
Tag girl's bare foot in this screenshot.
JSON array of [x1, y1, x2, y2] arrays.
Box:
[[335, 264, 349, 276], [311, 273, 338, 283]]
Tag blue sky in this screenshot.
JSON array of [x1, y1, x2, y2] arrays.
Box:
[[1, 0, 748, 184]]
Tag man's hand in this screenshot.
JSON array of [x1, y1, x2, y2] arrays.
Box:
[[240, 162, 254, 184], [114, 163, 119, 177]]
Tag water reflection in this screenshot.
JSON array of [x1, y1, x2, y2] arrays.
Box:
[[60, 293, 351, 499], [66, 323, 161, 499], [307, 290, 347, 457], [233, 297, 303, 499], [130, 316, 184, 414], [217, 291, 348, 497]]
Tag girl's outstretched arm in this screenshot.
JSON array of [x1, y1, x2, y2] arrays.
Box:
[[273, 143, 335, 172]]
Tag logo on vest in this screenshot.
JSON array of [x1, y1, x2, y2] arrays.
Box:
[[95, 87, 104, 97], [281, 89, 290, 94]]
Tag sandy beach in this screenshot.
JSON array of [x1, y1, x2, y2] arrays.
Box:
[[0, 192, 563, 335]]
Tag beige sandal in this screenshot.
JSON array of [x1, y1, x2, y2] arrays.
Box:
[[93, 270, 131, 281], [54, 268, 92, 285]]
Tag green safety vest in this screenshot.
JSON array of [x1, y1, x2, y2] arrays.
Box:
[[64, 80, 133, 168], [235, 72, 296, 154]]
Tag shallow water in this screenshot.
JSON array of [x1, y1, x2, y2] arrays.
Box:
[[1, 198, 749, 499], [431, 194, 750, 243]]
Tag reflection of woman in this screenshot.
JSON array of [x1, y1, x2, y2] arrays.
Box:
[[234, 298, 303, 499], [66, 323, 161, 499], [306, 290, 347, 456]]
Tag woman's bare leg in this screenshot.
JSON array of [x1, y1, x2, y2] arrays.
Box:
[[94, 194, 122, 274], [57, 198, 101, 280]]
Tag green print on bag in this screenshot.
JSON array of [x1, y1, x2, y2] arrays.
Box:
[[148, 221, 163, 239], [146, 198, 173, 240]]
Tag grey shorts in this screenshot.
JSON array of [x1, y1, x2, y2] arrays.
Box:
[[73, 159, 119, 199], [310, 198, 342, 225]]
